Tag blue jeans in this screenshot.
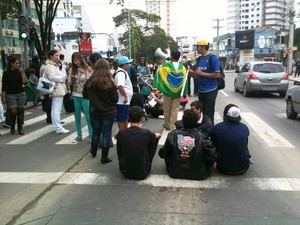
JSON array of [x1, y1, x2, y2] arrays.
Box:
[[198, 89, 218, 125], [73, 96, 92, 138], [90, 116, 115, 151]]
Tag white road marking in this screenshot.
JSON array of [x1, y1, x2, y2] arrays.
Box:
[[56, 126, 89, 144], [219, 90, 229, 97], [241, 112, 294, 148], [1, 172, 300, 191], [1, 114, 47, 135], [7, 115, 75, 145]]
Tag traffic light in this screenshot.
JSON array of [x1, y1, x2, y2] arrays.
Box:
[[18, 15, 29, 40]]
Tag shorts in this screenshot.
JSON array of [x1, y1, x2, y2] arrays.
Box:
[[6, 92, 27, 109], [116, 104, 130, 122]]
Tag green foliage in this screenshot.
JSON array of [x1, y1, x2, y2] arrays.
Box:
[[0, 0, 20, 20], [113, 8, 178, 63]]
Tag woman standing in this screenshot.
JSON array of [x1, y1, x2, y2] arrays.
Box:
[[45, 50, 69, 134], [69, 52, 93, 143], [83, 59, 118, 164], [1, 56, 27, 135]]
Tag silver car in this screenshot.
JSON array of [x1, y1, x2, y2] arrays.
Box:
[[285, 85, 300, 119], [234, 61, 289, 97]]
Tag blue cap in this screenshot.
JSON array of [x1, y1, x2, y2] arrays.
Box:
[[118, 56, 133, 66]]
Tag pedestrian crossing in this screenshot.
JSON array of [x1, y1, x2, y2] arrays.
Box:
[[0, 171, 300, 191], [0, 110, 296, 148]]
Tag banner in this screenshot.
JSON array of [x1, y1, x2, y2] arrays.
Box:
[[79, 32, 92, 55]]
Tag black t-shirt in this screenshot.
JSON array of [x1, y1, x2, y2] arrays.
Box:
[[116, 126, 157, 180], [2, 69, 25, 94]]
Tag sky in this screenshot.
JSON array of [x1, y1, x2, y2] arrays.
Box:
[[73, 0, 228, 41]]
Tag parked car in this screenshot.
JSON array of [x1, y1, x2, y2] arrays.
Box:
[[285, 85, 300, 119], [234, 61, 289, 97]]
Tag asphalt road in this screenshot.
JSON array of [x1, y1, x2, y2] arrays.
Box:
[[1, 71, 300, 225]]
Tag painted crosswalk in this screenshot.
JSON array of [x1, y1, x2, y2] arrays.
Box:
[[0, 171, 299, 191], [0, 110, 295, 149]]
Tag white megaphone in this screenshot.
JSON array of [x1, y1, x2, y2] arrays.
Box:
[[154, 47, 169, 60]]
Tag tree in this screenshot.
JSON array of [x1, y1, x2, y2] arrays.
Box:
[[113, 9, 178, 63]]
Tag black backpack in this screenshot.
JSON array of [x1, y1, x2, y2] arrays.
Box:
[[196, 54, 225, 90]]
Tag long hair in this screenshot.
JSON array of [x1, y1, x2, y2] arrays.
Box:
[[87, 59, 115, 90], [71, 52, 91, 76]]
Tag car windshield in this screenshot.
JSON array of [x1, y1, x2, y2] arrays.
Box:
[[253, 64, 284, 73]]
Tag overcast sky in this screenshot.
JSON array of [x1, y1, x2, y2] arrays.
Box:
[[73, 0, 228, 43]]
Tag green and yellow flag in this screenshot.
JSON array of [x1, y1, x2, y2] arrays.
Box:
[[153, 61, 188, 98]]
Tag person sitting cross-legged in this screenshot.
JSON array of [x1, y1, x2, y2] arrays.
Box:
[[209, 104, 252, 175], [115, 106, 161, 180], [159, 109, 216, 180]]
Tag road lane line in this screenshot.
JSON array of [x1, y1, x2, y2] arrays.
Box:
[[241, 112, 294, 148], [7, 115, 75, 145], [1, 172, 300, 191]]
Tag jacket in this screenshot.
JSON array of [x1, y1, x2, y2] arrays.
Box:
[[82, 81, 118, 118], [159, 129, 215, 180], [45, 60, 67, 97]]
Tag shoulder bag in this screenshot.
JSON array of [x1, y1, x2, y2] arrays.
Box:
[[37, 72, 55, 94]]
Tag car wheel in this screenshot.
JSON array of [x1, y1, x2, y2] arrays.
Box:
[[279, 92, 286, 98], [286, 98, 298, 119], [243, 84, 250, 97], [234, 80, 239, 92]]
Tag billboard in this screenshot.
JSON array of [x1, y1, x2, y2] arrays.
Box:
[[235, 30, 255, 50], [79, 32, 92, 55]]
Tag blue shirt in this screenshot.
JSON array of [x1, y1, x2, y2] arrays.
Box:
[[196, 54, 220, 92], [209, 121, 250, 173]]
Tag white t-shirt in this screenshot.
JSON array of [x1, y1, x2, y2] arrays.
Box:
[[114, 68, 133, 105]]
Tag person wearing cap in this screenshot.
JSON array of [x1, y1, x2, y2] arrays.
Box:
[[159, 109, 216, 180], [209, 104, 251, 175], [115, 56, 133, 130], [191, 40, 221, 125], [153, 50, 188, 131]]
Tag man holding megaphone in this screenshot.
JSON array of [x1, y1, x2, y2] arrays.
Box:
[[153, 50, 188, 131]]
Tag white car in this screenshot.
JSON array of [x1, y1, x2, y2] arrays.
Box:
[[285, 85, 300, 119]]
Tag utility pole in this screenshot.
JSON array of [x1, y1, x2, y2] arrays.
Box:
[[21, 0, 29, 69], [287, 9, 295, 76], [213, 18, 224, 57]]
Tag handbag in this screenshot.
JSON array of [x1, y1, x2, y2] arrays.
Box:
[[37, 73, 55, 94], [63, 85, 74, 113]]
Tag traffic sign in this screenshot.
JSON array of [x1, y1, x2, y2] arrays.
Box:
[[120, 49, 127, 56]]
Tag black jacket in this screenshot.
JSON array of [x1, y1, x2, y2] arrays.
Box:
[[175, 114, 212, 134], [83, 82, 118, 118], [159, 129, 215, 180]]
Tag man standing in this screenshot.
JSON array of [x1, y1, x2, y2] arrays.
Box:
[[159, 109, 215, 180], [190, 40, 220, 125], [153, 50, 188, 131], [209, 104, 252, 175], [116, 106, 161, 180], [115, 56, 133, 129], [28, 21, 37, 58]]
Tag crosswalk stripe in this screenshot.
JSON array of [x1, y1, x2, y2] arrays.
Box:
[[7, 115, 75, 145], [56, 125, 89, 144], [241, 112, 294, 148], [1, 172, 300, 191], [1, 114, 47, 135]]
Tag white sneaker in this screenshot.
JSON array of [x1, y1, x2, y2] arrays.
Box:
[[56, 127, 70, 134]]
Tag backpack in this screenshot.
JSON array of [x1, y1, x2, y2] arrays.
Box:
[[197, 54, 225, 90]]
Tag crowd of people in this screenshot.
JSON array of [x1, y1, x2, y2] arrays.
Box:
[[0, 39, 252, 180]]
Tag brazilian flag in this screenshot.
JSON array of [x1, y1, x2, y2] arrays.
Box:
[[153, 61, 188, 98]]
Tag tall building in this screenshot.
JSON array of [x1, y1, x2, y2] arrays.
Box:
[[145, 0, 175, 36], [227, 0, 295, 33]]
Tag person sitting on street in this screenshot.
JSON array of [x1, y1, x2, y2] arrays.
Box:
[[209, 104, 252, 175], [175, 100, 212, 134], [115, 106, 161, 180], [146, 86, 163, 118], [159, 109, 216, 180]]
